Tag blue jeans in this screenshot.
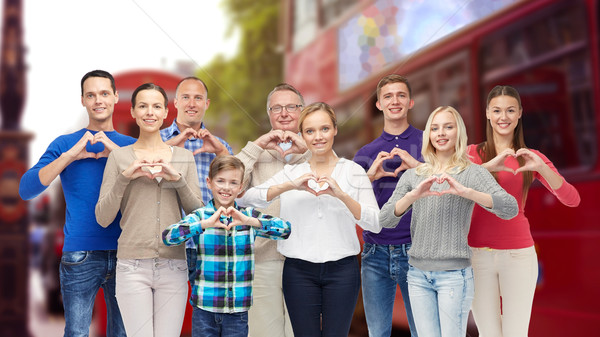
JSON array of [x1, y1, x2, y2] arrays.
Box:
[[192, 307, 248, 337], [283, 256, 360, 337], [59, 250, 125, 337], [407, 265, 474, 337], [361, 242, 418, 337]]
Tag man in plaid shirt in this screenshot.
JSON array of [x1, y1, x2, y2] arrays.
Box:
[[160, 76, 233, 282], [163, 156, 290, 337]]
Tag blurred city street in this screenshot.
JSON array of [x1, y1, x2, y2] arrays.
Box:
[[28, 268, 68, 337], [28, 267, 99, 337]]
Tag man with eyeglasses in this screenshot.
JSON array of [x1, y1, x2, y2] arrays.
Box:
[[236, 83, 310, 337], [160, 76, 233, 284]]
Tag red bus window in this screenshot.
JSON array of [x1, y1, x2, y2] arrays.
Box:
[[479, 1, 595, 170]]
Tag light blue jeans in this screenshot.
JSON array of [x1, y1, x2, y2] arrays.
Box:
[[59, 250, 125, 337], [361, 242, 418, 337], [407, 265, 474, 337]]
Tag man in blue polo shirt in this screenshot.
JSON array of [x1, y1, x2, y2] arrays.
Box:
[[20, 70, 135, 337], [353, 74, 422, 337]]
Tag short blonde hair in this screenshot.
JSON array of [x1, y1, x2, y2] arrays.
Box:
[[298, 102, 337, 133], [416, 106, 470, 176]]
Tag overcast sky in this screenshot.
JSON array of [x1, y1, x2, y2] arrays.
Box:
[[17, 0, 238, 162]]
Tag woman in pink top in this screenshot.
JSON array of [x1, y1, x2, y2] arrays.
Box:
[[468, 85, 580, 337]]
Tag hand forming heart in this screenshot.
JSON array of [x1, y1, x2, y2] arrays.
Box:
[[164, 127, 228, 155], [484, 148, 517, 174], [69, 131, 118, 161], [367, 149, 419, 181], [203, 206, 259, 231], [307, 179, 329, 193], [410, 174, 468, 199], [122, 158, 180, 181], [484, 148, 543, 175], [514, 148, 544, 174], [256, 130, 307, 158], [268, 134, 294, 158], [294, 172, 340, 197], [194, 129, 229, 155], [140, 161, 163, 175]]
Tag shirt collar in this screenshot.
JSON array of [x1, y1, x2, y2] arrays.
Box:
[[380, 125, 416, 141], [163, 119, 206, 137], [207, 199, 238, 211]]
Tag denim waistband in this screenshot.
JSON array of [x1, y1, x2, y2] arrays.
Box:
[[286, 255, 356, 266]]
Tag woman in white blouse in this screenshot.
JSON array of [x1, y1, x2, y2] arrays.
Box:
[[239, 102, 381, 337]]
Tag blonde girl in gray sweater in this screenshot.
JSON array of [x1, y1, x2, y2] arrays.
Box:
[[379, 106, 518, 337]]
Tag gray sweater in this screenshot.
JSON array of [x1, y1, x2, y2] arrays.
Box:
[[380, 164, 518, 271]]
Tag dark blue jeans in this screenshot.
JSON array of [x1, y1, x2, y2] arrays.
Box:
[[192, 307, 248, 337], [282, 256, 360, 337], [361, 242, 418, 337], [59, 250, 125, 337]]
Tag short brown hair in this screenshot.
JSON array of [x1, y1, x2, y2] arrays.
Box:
[[208, 155, 245, 181], [376, 74, 412, 101]]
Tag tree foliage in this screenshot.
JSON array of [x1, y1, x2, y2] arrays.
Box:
[[199, 0, 283, 151]]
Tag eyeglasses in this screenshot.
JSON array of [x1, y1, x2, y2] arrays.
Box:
[[268, 104, 302, 114]]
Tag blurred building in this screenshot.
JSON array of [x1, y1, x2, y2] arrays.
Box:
[[0, 0, 32, 336]]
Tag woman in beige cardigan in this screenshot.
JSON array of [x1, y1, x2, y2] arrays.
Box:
[[96, 83, 202, 337]]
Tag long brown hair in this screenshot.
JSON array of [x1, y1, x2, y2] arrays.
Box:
[[475, 85, 533, 203]]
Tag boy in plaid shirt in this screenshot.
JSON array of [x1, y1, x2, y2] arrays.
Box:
[[163, 155, 291, 337]]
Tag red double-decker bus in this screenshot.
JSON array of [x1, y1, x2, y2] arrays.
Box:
[[282, 0, 599, 335]]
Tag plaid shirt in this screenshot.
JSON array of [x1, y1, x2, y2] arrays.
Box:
[[160, 120, 233, 249], [162, 200, 291, 313]]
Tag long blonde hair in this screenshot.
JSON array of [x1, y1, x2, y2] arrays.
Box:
[[416, 106, 471, 176]]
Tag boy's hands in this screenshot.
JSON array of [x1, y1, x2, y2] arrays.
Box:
[[201, 206, 260, 230]]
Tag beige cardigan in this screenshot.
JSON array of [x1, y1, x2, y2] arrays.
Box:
[[236, 141, 310, 262], [96, 145, 203, 260]]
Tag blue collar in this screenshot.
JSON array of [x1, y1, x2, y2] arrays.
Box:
[[380, 125, 416, 141], [162, 119, 206, 137]]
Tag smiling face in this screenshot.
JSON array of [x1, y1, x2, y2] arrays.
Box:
[[131, 89, 168, 134], [429, 110, 458, 156], [301, 109, 337, 155], [376, 82, 414, 123], [174, 79, 210, 128], [207, 168, 244, 208], [268, 90, 303, 132], [81, 76, 119, 124], [486, 95, 522, 138]]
